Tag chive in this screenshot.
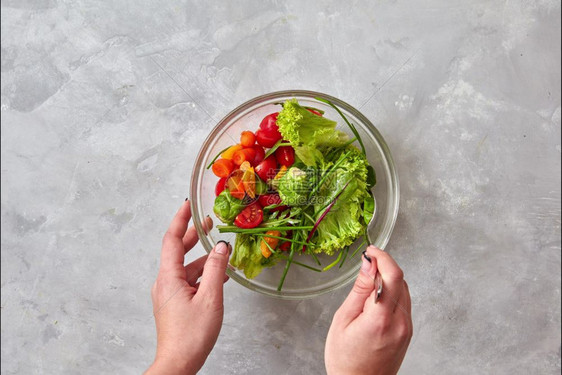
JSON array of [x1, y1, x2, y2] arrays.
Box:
[[303, 211, 316, 224], [263, 203, 285, 211], [206, 145, 232, 169], [350, 237, 367, 259], [264, 139, 285, 159], [253, 233, 310, 246], [315, 97, 366, 155], [217, 225, 313, 234], [309, 250, 322, 266], [322, 250, 344, 272], [277, 254, 322, 272], [338, 246, 350, 268], [278, 236, 298, 291]]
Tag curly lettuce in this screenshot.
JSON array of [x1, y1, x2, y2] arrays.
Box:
[[277, 99, 349, 166], [230, 234, 278, 279], [311, 147, 370, 255]]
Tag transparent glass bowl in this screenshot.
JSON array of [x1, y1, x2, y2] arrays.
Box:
[[190, 90, 399, 299]]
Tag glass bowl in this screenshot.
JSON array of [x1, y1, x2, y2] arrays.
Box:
[[190, 90, 399, 299]]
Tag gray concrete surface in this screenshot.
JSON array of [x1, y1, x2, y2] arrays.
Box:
[[1, 1, 560, 374]]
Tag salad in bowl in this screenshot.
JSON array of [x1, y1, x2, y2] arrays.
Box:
[[191, 91, 398, 299]]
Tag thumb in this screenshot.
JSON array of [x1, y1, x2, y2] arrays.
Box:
[[335, 251, 377, 324], [198, 241, 231, 302]]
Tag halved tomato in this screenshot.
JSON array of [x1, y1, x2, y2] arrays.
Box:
[[234, 202, 263, 228]]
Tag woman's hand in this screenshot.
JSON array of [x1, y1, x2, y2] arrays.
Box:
[[325, 246, 412, 375], [146, 200, 231, 375]]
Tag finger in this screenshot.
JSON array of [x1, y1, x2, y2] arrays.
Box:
[[185, 255, 208, 286], [364, 246, 405, 314], [197, 241, 231, 302], [183, 216, 213, 254], [335, 251, 379, 325], [160, 200, 191, 270], [193, 274, 229, 290]]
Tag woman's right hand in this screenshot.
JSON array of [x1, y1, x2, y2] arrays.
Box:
[[325, 246, 413, 375]]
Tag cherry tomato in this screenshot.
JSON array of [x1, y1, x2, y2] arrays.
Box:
[[258, 193, 288, 212], [234, 202, 263, 229], [256, 113, 282, 148], [258, 193, 282, 208], [275, 145, 295, 167], [252, 145, 265, 165], [215, 177, 227, 196], [259, 112, 281, 134], [255, 156, 278, 182], [256, 128, 280, 148], [279, 241, 291, 252]]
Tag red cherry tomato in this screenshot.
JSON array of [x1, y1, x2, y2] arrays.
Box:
[[256, 113, 282, 148], [252, 145, 265, 165], [279, 241, 291, 252], [255, 156, 278, 181], [234, 202, 263, 229], [215, 177, 227, 196], [258, 193, 288, 211], [256, 128, 280, 148], [259, 112, 281, 134], [275, 146, 295, 167]]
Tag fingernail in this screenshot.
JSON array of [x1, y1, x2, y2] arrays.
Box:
[[185, 197, 189, 201], [216, 241, 229, 255], [361, 255, 371, 274], [362, 250, 371, 263]]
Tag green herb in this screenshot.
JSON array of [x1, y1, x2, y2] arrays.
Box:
[[264, 139, 285, 159], [338, 246, 350, 268], [278, 235, 298, 291], [217, 225, 313, 234], [322, 250, 344, 271], [263, 139, 289, 159], [206, 145, 231, 169], [277, 254, 322, 272], [253, 233, 310, 246], [350, 237, 367, 259]]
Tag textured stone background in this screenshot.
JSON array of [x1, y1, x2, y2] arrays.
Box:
[[1, 1, 560, 374]]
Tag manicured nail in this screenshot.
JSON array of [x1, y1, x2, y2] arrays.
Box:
[[362, 250, 371, 263], [216, 241, 229, 255], [361, 255, 371, 274]]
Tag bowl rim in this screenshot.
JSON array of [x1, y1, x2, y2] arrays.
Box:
[[190, 90, 400, 299]]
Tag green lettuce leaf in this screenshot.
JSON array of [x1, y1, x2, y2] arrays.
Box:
[[277, 99, 348, 166], [230, 234, 277, 279], [312, 147, 370, 255]]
